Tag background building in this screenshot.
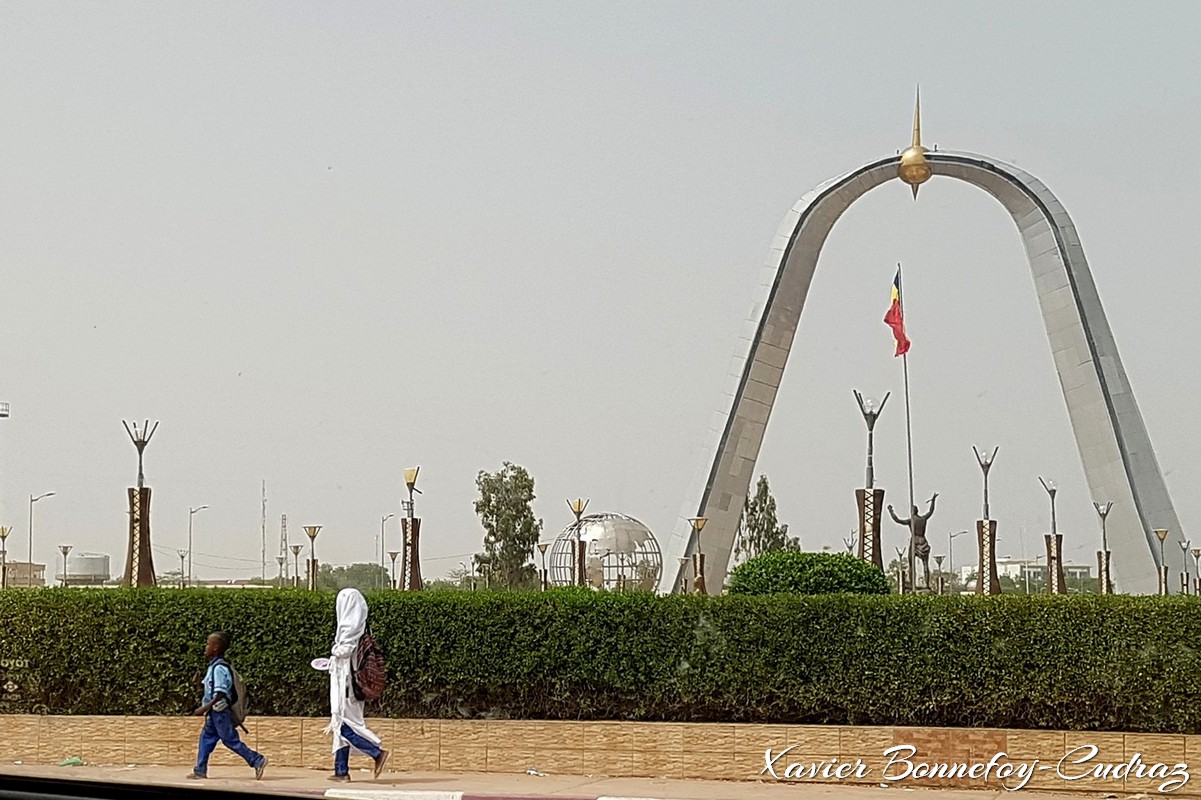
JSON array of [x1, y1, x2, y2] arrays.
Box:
[[4, 563, 46, 587]]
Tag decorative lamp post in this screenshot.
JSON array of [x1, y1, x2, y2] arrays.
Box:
[[1180, 540, 1191, 596], [187, 505, 209, 589], [973, 447, 1002, 595], [303, 526, 322, 591], [178, 549, 188, 590], [28, 491, 55, 587], [0, 525, 11, 590], [275, 555, 286, 589], [677, 556, 689, 594], [537, 542, 550, 591], [58, 545, 72, 588], [1154, 528, 1170, 595], [568, 498, 590, 586], [895, 546, 908, 595], [688, 517, 709, 595], [1093, 501, 1114, 594], [853, 390, 890, 570], [933, 554, 946, 595], [400, 467, 424, 591], [388, 551, 400, 590], [290, 544, 303, 588], [1038, 478, 1066, 595], [1192, 547, 1201, 596]]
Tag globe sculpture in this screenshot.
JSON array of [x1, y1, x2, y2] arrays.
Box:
[[548, 512, 662, 591]]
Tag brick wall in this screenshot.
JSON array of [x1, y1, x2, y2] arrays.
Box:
[[2, 716, 1197, 794]]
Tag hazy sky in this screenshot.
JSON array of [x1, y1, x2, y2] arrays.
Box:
[[2, 1, 1200, 582]]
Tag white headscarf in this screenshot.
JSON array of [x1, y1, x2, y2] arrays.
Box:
[[323, 588, 381, 751], [331, 587, 368, 659]]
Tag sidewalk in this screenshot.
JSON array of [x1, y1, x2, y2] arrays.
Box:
[[0, 765, 1108, 800]]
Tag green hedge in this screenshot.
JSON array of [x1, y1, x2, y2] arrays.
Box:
[[1, 588, 1200, 732], [727, 551, 892, 595]]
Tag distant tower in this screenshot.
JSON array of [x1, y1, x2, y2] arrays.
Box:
[[279, 514, 289, 583], [121, 420, 159, 587]]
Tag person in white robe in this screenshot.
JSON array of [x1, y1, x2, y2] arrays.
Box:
[[324, 587, 388, 781]]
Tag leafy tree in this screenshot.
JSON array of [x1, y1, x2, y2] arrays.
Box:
[[728, 550, 890, 596], [314, 562, 390, 593], [473, 462, 543, 590], [734, 474, 800, 562]]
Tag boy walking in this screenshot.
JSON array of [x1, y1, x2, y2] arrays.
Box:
[[188, 631, 268, 780]]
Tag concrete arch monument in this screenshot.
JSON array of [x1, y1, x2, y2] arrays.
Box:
[[661, 147, 1184, 596]]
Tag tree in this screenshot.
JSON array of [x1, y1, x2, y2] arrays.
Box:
[[728, 550, 890, 596], [734, 474, 800, 562], [473, 462, 543, 590], [314, 562, 390, 593]]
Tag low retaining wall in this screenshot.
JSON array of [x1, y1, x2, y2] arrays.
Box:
[[2, 716, 1197, 794]]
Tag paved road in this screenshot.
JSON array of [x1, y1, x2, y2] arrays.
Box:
[[0, 764, 1110, 800]]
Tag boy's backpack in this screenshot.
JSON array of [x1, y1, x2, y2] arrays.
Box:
[[351, 621, 386, 702], [215, 658, 250, 733]]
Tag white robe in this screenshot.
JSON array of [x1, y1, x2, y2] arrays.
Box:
[[323, 588, 383, 754]]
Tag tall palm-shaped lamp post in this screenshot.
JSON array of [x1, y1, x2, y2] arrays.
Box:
[[1038, 478, 1066, 595], [568, 498, 589, 586]]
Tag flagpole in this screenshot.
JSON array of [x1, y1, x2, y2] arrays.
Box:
[[898, 261, 917, 592]]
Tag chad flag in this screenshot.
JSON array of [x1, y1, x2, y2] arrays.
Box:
[[883, 269, 910, 356]]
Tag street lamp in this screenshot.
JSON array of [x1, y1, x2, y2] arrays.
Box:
[[178, 550, 187, 590], [28, 492, 55, 588], [58, 545, 72, 587], [378, 513, 395, 591], [187, 505, 209, 588], [948, 529, 968, 589], [290, 544, 303, 588], [0, 526, 11, 590], [1154, 528, 1169, 595], [1180, 540, 1191, 595], [304, 525, 322, 591], [688, 517, 709, 595], [537, 542, 550, 590]]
